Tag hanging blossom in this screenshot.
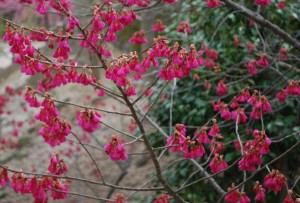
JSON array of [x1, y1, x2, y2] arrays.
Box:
[[236, 87, 250, 102], [153, 194, 172, 203], [286, 80, 300, 95], [255, 0, 271, 6], [208, 119, 220, 137], [51, 178, 69, 200], [263, 169, 286, 192], [129, 30, 148, 44], [225, 183, 251, 203], [253, 181, 266, 202], [35, 96, 72, 146], [231, 108, 247, 124], [106, 193, 126, 203], [207, 0, 221, 8], [216, 78, 228, 96], [166, 123, 186, 152], [177, 21, 192, 34], [209, 153, 228, 173], [181, 136, 205, 159], [24, 86, 41, 107], [238, 130, 271, 171], [276, 89, 288, 103], [278, 47, 288, 60], [247, 90, 272, 120], [246, 41, 256, 54], [152, 19, 166, 32], [76, 109, 102, 133], [210, 138, 225, 155], [211, 100, 231, 121], [104, 135, 128, 161], [194, 127, 210, 144], [48, 153, 68, 175], [256, 53, 269, 67], [0, 167, 9, 187], [245, 60, 258, 75], [283, 190, 298, 203]]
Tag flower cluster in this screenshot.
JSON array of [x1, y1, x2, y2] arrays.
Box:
[[129, 30, 148, 44], [209, 153, 228, 173], [2, 170, 69, 202], [166, 124, 209, 159], [104, 135, 128, 161], [153, 194, 172, 203], [255, 0, 271, 6], [225, 183, 251, 203], [207, 0, 221, 8], [76, 109, 102, 133], [152, 19, 166, 32], [166, 123, 186, 152], [35, 96, 72, 146], [216, 78, 227, 96], [177, 21, 192, 34], [263, 169, 286, 191], [0, 168, 9, 187], [248, 90, 272, 119], [277, 80, 300, 102], [48, 153, 68, 175], [238, 130, 271, 171], [253, 181, 266, 202], [24, 86, 41, 107]]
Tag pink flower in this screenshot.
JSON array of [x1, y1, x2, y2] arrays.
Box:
[[253, 182, 265, 202], [255, 0, 271, 6], [153, 194, 172, 203], [77, 110, 102, 133], [256, 53, 269, 67], [231, 108, 247, 124], [277, 1, 286, 8], [104, 135, 128, 161], [276, 89, 287, 102], [10, 172, 30, 194], [236, 87, 250, 102], [207, 0, 221, 8], [225, 183, 239, 203], [152, 19, 166, 32], [164, 0, 176, 3], [52, 39, 72, 60], [220, 107, 231, 120], [263, 170, 286, 192], [125, 84, 136, 97], [246, 42, 256, 54], [239, 193, 251, 203], [166, 124, 186, 152], [286, 80, 300, 95], [24, 87, 41, 107], [129, 30, 148, 44], [0, 168, 9, 187], [209, 154, 228, 173], [48, 154, 68, 175], [233, 35, 239, 45], [51, 179, 68, 200], [208, 119, 220, 137], [216, 79, 228, 96], [67, 16, 79, 32], [181, 137, 205, 159], [195, 127, 210, 144], [27, 177, 48, 201], [246, 60, 258, 75], [278, 47, 288, 60], [177, 21, 192, 34]]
